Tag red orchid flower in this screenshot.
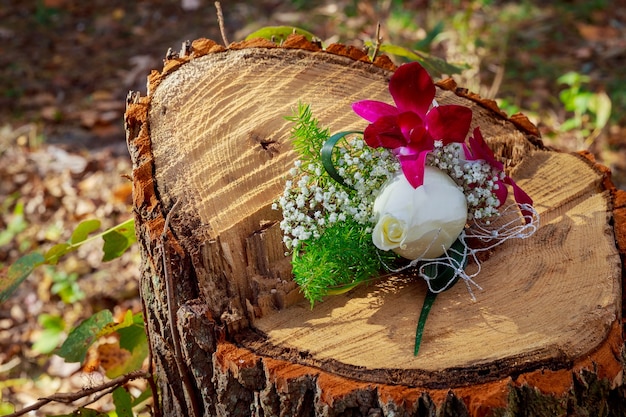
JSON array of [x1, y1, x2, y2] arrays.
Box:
[[352, 62, 472, 188], [466, 127, 534, 222]]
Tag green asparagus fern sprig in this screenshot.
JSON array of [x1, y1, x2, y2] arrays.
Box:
[[284, 103, 331, 180], [291, 218, 397, 305]]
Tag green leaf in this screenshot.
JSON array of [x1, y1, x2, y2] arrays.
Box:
[[98, 309, 134, 338], [325, 281, 360, 296], [0, 201, 27, 247], [96, 310, 148, 378], [32, 328, 64, 354], [414, 291, 437, 356], [117, 312, 146, 353], [44, 243, 72, 265], [414, 21, 444, 51], [112, 386, 134, 417], [102, 219, 136, 262], [245, 26, 317, 42], [50, 272, 85, 304], [413, 53, 469, 78], [39, 313, 65, 331], [1, 252, 45, 302], [0, 402, 15, 416], [97, 310, 146, 352], [559, 89, 576, 111], [70, 219, 101, 245], [560, 118, 580, 132], [57, 310, 114, 363], [573, 92, 593, 114], [369, 43, 468, 78], [588, 91, 612, 129], [33, 314, 66, 354], [557, 71, 589, 87], [2, 218, 135, 303], [371, 42, 420, 60]]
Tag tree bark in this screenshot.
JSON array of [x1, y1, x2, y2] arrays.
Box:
[[125, 36, 626, 416]]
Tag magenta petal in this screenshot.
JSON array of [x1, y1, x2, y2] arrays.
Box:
[[389, 62, 435, 117], [504, 176, 534, 223], [352, 100, 399, 123], [396, 112, 427, 144], [398, 150, 429, 188], [425, 105, 472, 143], [468, 127, 503, 170], [363, 116, 407, 149], [506, 178, 532, 206], [504, 176, 533, 213], [493, 180, 508, 206]]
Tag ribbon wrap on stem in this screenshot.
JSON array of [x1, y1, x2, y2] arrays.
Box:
[[320, 131, 362, 190]]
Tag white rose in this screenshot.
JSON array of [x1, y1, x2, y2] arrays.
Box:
[[372, 166, 468, 260]]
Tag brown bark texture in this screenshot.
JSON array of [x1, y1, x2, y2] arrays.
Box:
[[125, 36, 626, 416]]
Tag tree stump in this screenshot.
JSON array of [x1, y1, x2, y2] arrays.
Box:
[[125, 36, 626, 416]]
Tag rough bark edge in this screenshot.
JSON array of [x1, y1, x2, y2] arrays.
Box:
[[578, 150, 626, 339], [235, 327, 572, 389], [147, 35, 396, 98], [148, 33, 541, 143], [126, 92, 206, 416], [211, 321, 624, 417]]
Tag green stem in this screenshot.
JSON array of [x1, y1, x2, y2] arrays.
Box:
[[414, 291, 438, 356]]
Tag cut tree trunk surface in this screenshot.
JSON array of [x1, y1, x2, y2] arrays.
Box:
[[125, 36, 626, 416]]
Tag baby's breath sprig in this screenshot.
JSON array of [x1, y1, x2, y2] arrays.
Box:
[[428, 141, 503, 222]]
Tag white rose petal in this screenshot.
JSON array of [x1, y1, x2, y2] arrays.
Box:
[[372, 166, 468, 260], [372, 214, 407, 250]]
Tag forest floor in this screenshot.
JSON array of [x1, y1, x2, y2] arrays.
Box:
[[1, 0, 625, 415]]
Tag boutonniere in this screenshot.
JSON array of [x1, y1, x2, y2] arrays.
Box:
[[275, 62, 538, 354]]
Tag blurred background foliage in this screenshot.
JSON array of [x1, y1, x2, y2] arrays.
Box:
[[1, 0, 624, 415]]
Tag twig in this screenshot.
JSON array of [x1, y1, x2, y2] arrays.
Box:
[[161, 200, 203, 417], [162, 199, 181, 239], [6, 370, 149, 417], [371, 22, 382, 61], [139, 270, 162, 417], [215, 2, 229, 46], [77, 384, 118, 408], [487, 34, 508, 99]]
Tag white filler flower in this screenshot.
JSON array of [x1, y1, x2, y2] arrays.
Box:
[[372, 166, 468, 260]]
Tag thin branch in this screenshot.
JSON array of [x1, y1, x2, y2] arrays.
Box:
[[6, 370, 149, 417], [78, 384, 119, 408], [161, 200, 203, 417], [144, 324, 162, 417], [161, 199, 181, 239], [371, 22, 382, 61], [215, 2, 229, 46], [139, 260, 162, 417]]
